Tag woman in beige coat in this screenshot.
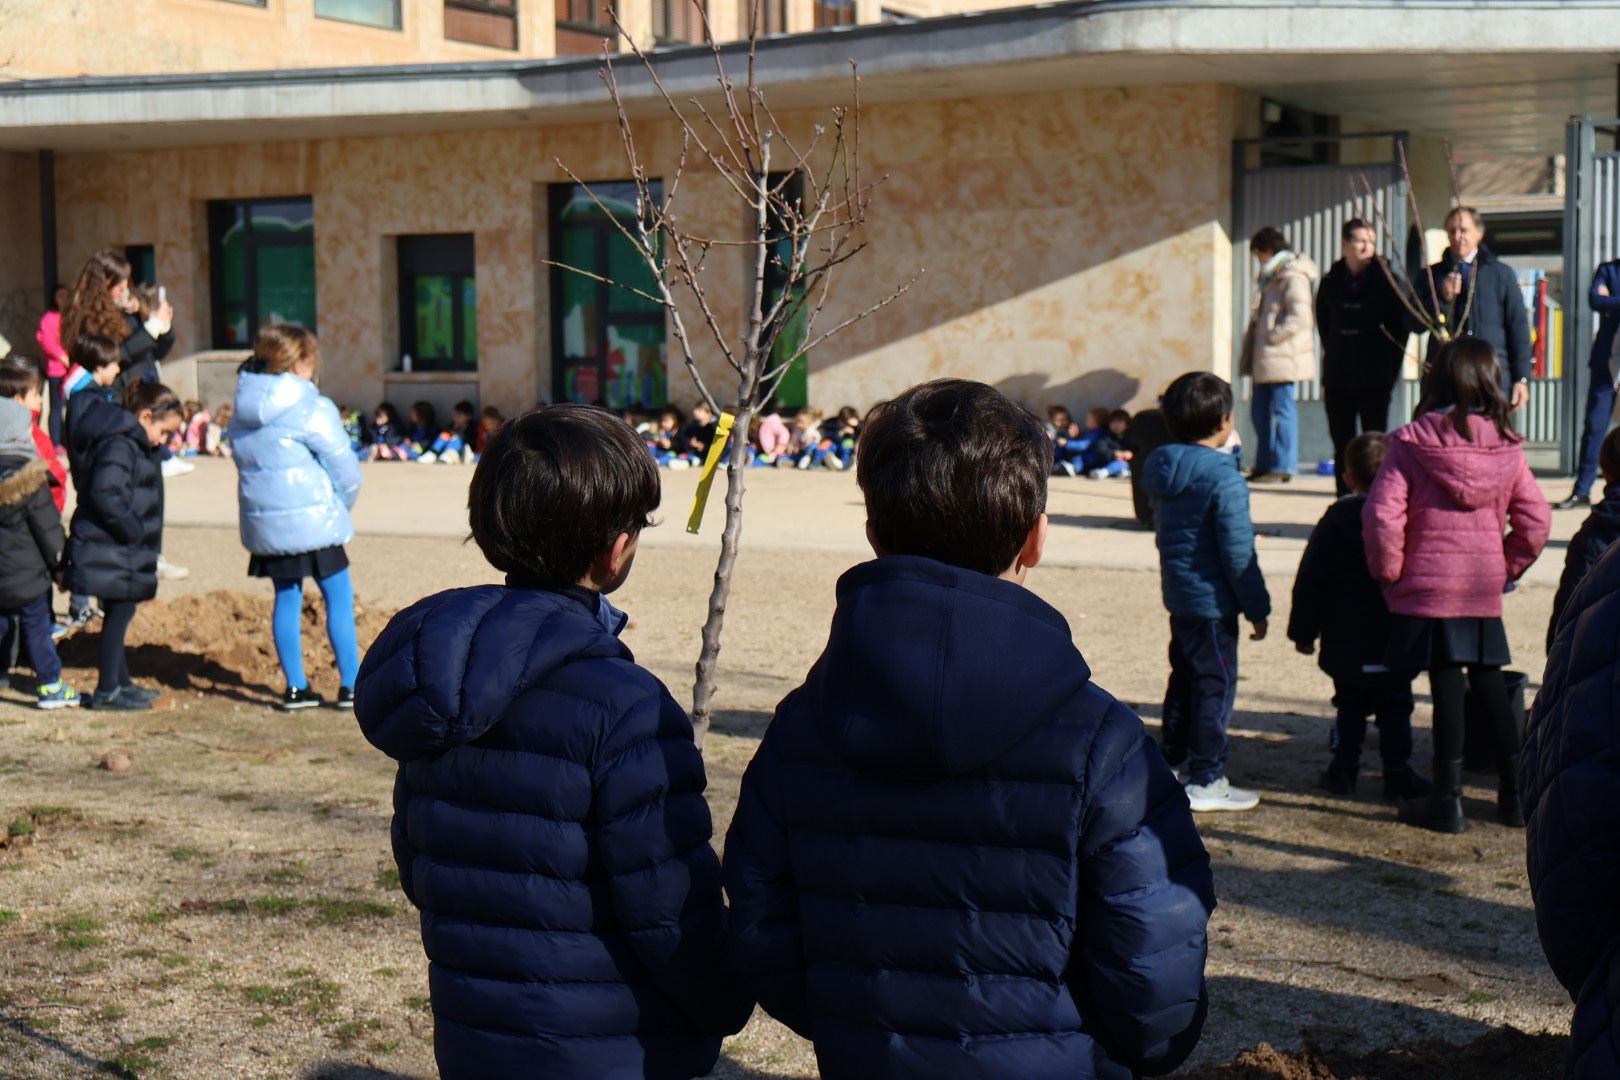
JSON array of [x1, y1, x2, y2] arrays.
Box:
[[1241, 226, 1319, 484]]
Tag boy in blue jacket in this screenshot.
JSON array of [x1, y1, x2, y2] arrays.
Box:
[[1141, 372, 1271, 813], [354, 405, 751, 1080], [724, 379, 1215, 1080]]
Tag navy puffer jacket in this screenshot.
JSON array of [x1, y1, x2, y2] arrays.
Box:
[[355, 585, 752, 1080], [724, 557, 1215, 1079], [1525, 543, 1620, 1078], [1142, 443, 1271, 623], [64, 395, 164, 603]]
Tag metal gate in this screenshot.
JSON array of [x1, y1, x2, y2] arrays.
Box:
[[1231, 133, 1410, 469], [1561, 118, 1620, 474]]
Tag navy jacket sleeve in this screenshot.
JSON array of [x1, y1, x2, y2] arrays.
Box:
[[86, 439, 144, 545], [593, 689, 755, 1037], [1212, 473, 1271, 622], [722, 726, 810, 1037], [1549, 524, 1597, 653], [1287, 509, 1337, 647], [25, 483, 66, 572], [1073, 703, 1215, 1076], [1500, 266, 1533, 383], [1593, 262, 1620, 318]]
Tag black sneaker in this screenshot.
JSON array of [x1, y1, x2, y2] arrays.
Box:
[[121, 683, 160, 705], [1555, 492, 1591, 511], [90, 685, 151, 712], [1318, 762, 1358, 794], [331, 687, 355, 711], [280, 687, 326, 712]]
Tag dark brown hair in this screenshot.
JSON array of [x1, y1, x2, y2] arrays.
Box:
[[1162, 372, 1233, 442], [1250, 226, 1289, 255], [1340, 217, 1374, 242], [468, 404, 660, 588], [1342, 432, 1388, 492], [124, 380, 181, 416], [857, 379, 1049, 577], [1600, 426, 1620, 482], [61, 249, 133, 349], [1416, 336, 1513, 442], [0, 360, 41, 399], [71, 334, 121, 373]]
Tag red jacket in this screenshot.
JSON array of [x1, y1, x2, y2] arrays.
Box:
[[1362, 410, 1550, 618], [29, 412, 65, 512]]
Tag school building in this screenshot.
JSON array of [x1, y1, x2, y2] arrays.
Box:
[[1, 0, 1618, 466]]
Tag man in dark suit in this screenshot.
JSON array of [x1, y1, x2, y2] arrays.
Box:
[[1411, 206, 1532, 412]]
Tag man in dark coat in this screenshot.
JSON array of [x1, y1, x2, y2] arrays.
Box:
[[1410, 206, 1532, 410], [1524, 540, 1620, 1077], [725, 380, 1215, 1080], [1315, 218, 1410, 495], [1556, 258, 1620, 509]]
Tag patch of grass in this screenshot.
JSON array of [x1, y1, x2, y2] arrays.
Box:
[[376, 867, 401, 890], [54, 915, 105, 951], [249, 1014, 273, 1028], [372, 966, 399, 977], [1494, 880, 1522, 890], [97, 1004, 129, 1022], [158, 954, 189, 970], [285, 967, 318, 979], [166, 847, 200, 862], [217, 792, 253, 803], [261, 866, 306, 885], [7, 818, 33, 838], [248, 804, 276, 813], [250, 896, 301, 916], [307, 898, 394, 925], [136, 909, 175, 926], [244, 985, 298, 1007], [0, 909, 18, 925], [99, 1052, 154, 1075], [407, 996, 430, 1010], [307, 757, 335, 766], [131, 1037, 173, 1052], [1462, 991, 1496, 1004], [332, 1019, 383, 1041], [74, 960, 107, 975], [369, 1041, 399, 1053], [29, 805, 75, 819]]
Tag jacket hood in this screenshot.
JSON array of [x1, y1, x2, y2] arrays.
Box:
[[234, 372, 315, 430], [0, 456, 49, 508], [1395, 411, 1525, 510], [1281, 253, 1320, 284], [805, 557, 1092, 777], [1141, 442, 1236, 501], [356, 586, 633, 760], [67, 394, 141, 458], [0, 399, 36, 457]]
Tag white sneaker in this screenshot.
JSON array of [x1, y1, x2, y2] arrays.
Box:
[[156, 555, 190, 581], [160, 457, 195, 477], [1057, 460, 1077, 477], [667, 458, 692, 470], [1087, 467, 1110, 479], [1184, 776, 1260, 813], [417, 451, 438, 464]]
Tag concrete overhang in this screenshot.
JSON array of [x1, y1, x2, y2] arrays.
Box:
[[2, 0, 1618, 155]]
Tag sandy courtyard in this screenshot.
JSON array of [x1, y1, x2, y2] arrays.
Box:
[[0, 459, 1588, 1078]]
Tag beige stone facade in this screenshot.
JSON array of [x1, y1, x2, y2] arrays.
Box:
[[20, 82, 1242, 419]]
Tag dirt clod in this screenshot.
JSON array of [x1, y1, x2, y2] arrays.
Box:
[[98, 751, 131, 773], [1183, 1027, 1566, 1079]]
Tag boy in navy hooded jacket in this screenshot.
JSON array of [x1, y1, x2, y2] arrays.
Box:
[[724, 379, 1215, 1080], [354, 405, 751, 1080]]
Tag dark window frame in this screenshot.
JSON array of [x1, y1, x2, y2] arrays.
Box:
[[652, 0, 704, 44], [313, 0, 403, 30], [445, 0, 519, 48], [555, 0, 615, 35], [207, 197, 316, 350], [737, 0, 786, 34], [813, 0, 854, 28], [548, 181, 667, 407], [397, 234, 479, 373]]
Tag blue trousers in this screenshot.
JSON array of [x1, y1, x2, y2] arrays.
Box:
[[1574, 371, 1617, 497], [0, 593, 62, 685], [272, 569, 360, 692], [1161, 615, 1239, 785], [1330, 672, 1416, 772], [1250, 381, 1298, 476]]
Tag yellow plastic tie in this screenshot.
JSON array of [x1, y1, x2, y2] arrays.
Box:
[[686, 411, 735, 535]]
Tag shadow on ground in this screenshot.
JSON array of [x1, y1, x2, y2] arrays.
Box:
[[305, 1064, 429, 1080]]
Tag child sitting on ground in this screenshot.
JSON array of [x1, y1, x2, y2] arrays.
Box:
[[1549, 427, 1620, 650], [405, 401, 436, 458], [355, 405, 751, 1078], [366, 404, 411, 461], [1084, 408, 1136, 479], [206, 403, 234, 457], [420, 400, 476, 464], [475, 406, 504, 460], [1047, 404, 1089, 475], [678, 401, 719, 464], [183, 401, 210, 456], [724, 378, 1214, 1079], [1142, 372, 1270, 812], [648, 404, 684, 466], [832, 405, 860, 467], [1287, 432, 1430, 797], [0, 374, 79, 708], [754, 404, 791, 466], [789, 407, 840, 470]]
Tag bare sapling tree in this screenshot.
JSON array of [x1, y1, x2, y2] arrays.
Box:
[[545, 1, 920, 745], [1354, 141, 1475, 360]]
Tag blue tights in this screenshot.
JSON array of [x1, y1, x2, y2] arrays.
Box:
[[272, 568, 360, 692]]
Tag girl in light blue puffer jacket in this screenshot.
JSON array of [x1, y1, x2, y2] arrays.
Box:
[[229, 324, 363, 711]]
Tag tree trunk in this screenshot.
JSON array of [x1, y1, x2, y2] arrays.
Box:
[[690, 405, 756, 746]]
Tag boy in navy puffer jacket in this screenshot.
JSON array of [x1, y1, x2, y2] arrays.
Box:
[[354, 406, 751, 1080], [1142, 372, 1271, 813], [724, 379, 1215, 1080]]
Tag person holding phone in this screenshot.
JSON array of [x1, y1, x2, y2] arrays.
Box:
[[60, 250, 176, 398]]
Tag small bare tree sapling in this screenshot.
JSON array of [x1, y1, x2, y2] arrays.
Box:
[[546, 2, 920, 745]]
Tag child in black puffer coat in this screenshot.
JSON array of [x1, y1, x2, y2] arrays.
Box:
[[65, 381, 183, 711], [1548, 427, 1620, 651]]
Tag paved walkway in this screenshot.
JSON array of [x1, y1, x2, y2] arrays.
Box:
[[163, 457, 1584, 586]]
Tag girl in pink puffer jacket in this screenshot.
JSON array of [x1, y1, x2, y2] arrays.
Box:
[[1363, 337, 1550, 835]]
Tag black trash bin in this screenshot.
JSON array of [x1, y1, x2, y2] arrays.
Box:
[[1463, 669, 1527, 772]]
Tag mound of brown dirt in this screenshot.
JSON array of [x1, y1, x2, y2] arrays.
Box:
[[55, 590, 395, 701], [1185, 1026, 1565, 1080]]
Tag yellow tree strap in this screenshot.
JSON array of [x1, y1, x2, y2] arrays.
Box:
[[686, 411, 735, 535]]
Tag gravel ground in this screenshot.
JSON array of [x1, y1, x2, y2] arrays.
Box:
[[0, 463, 1578, 1078]]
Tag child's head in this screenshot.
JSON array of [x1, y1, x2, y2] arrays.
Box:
[[1601, 426, 1620, 485], [468, 405, 660, 593], [1342, 432, 1388, 495], [1108, 408, 1131, 435], [183, 400, 203, 422], [838, 406, 860, 427], [692, 401, 715, 424], [1420, 336, 1511, 442], [132, 282, 161, 322], [481, 406, 505, 433], [1084, 406, 1110, 430], [1162, 373, 1234, 444], [857, 379, 1049, 579], [795, 407, 824, 430], [1046, 405, 1073, 430], [215, 403, 234, 428], [0, 360, 42, 415], [659, 405, 683, 431], [375, 403, 399, 426], [453, 400, 476, 425], [253, 323, 320, 380], [125, 381, 184, 448], [410, 401, 436, 429], [72, 334, 122, 387]]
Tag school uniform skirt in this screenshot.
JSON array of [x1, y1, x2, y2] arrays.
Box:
[[247, 545, 349, 581], [1384, 614, 1511, 671]]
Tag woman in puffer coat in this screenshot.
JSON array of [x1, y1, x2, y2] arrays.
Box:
[[1363, 337, 1549, 833], [229, 324, 362, 712], [65, 381, 185, 711], [1524, 542, 1620, 1078]]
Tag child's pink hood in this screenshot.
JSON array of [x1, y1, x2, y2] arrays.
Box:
[[1390, 411, 1527, 510]]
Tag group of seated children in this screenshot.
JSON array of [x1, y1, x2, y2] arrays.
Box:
[[1048, 405, 1135, 479], [165, 401, 233, 458], [361, 400, 505, 463], [630, 401, 861, 471]]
